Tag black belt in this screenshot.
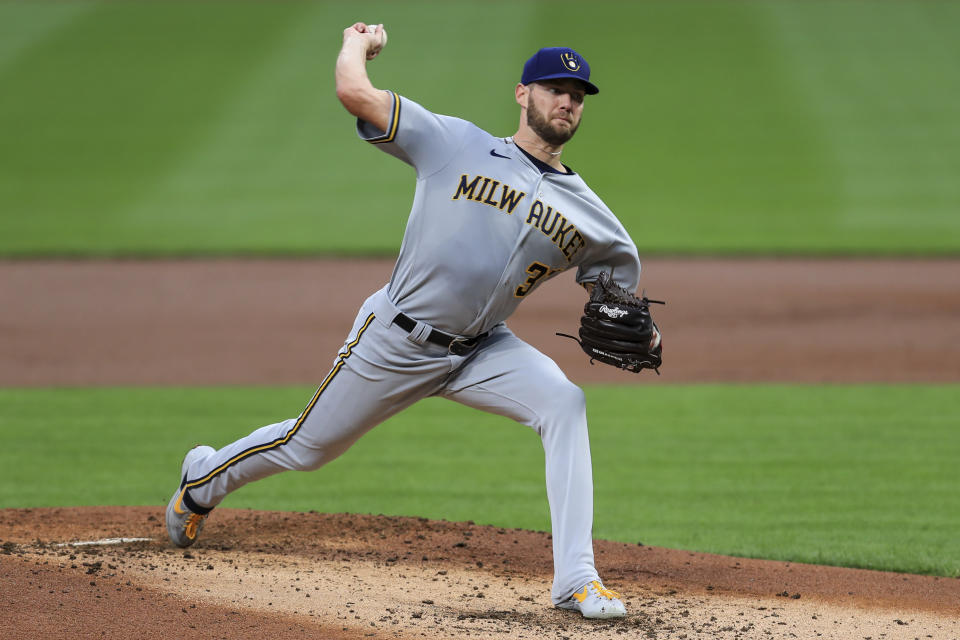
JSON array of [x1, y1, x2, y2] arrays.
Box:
[[392, 312, 487, 356]]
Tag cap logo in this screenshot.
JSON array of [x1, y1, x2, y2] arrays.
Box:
[[561, 52, 581, 71]]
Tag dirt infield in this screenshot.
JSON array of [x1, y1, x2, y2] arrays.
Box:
[[2, 508, 959, 640], [2, 258, 959, 639], [2, 257, 959, 386]]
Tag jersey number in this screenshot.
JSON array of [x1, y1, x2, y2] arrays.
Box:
[[515, 261, 559, 297]]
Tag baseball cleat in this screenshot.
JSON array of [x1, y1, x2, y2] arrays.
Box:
[[165, 445, 215, 548], [556, 580, 627, 619]]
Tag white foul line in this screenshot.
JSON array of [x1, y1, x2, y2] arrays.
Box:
[[55, 537, 153, 547]]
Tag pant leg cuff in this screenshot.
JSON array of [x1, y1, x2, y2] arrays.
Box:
[[182, 490, 214, 516]]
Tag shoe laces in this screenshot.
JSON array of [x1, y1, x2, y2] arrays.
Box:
[[184, 512, 206, 539], [591, 581, 621, 600]]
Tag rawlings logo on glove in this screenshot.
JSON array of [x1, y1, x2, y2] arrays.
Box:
[[557, 271, 664, 374], [598, 304, 628, 319]]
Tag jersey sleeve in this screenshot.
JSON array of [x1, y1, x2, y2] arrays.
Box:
[[575, 231, 642, 293], [356, 92, 470, 177]]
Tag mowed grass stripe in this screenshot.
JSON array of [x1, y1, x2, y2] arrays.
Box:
[[0, 2, 317, 253], [2, 1, 959, 255], [1, 384, 956, 576]]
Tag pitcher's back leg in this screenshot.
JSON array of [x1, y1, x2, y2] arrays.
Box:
[[441, 325, 599, 605]]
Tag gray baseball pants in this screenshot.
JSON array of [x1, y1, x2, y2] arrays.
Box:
[[181, 286, 600, 604]]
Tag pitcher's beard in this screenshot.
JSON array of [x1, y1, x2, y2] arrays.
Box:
[[526, 100, 580, 146]]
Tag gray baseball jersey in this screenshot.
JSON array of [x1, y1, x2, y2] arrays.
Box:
[[174, 92, 644, 606], [360, 92, 641, 337]]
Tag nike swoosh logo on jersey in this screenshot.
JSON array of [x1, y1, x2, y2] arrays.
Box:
[[489, 149, 510, 159]]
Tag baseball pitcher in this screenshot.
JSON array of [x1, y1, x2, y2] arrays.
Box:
[[166, 22, 663, 620]]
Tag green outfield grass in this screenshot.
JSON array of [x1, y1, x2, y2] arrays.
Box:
[[2, 384, 957, 577], [1, 0, 958, 256]]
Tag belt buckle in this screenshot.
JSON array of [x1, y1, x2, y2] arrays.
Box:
[[448, 336, 472, 356]]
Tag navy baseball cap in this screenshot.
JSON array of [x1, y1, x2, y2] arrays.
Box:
[[520, 47, 599, 95]]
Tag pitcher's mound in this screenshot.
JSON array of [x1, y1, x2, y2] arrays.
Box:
[[1, 507, 957, 639]]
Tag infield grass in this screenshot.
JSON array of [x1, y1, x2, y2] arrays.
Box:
[[2, 384, 957, 577], [2, 1, 959, 256]]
